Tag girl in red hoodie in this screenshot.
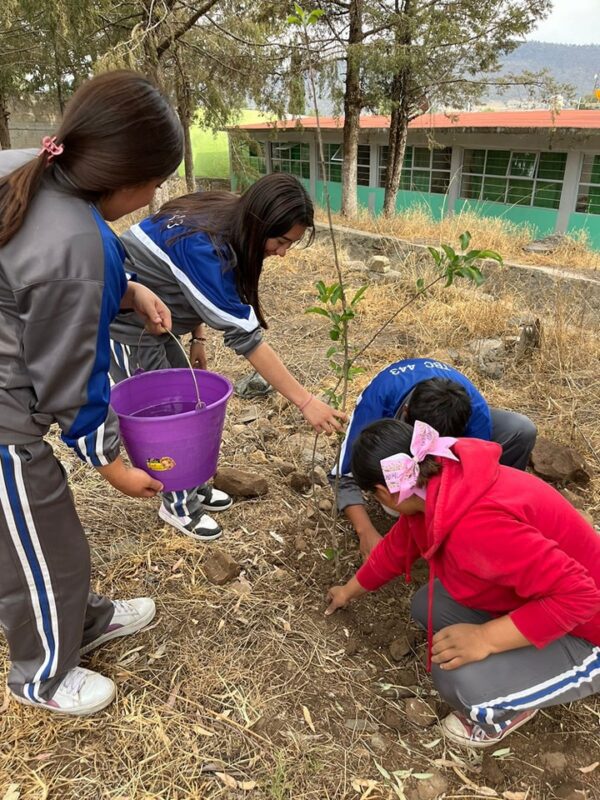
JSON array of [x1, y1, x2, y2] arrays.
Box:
[[325, 418, 600, 748]]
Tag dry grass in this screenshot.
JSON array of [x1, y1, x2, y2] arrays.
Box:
[[320, 205, 600, 271], [1, 238, 599, 799]]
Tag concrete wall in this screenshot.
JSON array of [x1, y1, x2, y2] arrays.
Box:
[[7, 119, 54, 149]]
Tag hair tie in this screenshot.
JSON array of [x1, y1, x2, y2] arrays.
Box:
[[38, 136, 64, 163], [380, 420, 458, 503], [298, 394, 314, 413]]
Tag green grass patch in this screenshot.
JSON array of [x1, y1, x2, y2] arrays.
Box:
[[179, 108, 270, 180]]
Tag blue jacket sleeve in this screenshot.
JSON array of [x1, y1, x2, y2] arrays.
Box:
[[169, 234, 263, 355]]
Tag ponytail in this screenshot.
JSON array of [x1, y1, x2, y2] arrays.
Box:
[[0, 70, 183, 247], [0, 157, 49, 246]]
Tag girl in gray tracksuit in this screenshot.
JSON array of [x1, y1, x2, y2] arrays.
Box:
[[0, 71, 183, 716], [110, 173, 347, 541]]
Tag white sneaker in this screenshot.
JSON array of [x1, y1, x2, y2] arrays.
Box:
[[158, 503, 223, 541], [198, 486, 233, 513], [80, 598, 156, 656], [441, 708, 538, 748], [11, 667, 116, 716]]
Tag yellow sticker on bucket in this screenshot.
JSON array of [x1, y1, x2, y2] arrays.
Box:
[[146, 457, 176, 471]]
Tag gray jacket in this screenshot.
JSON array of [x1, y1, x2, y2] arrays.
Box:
[[0, 150, 125, 465]]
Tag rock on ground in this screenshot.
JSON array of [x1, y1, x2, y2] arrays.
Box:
[[203, 549, 241, 585], [389, 635, 412, 661], [540, 751, 569, 774], [468, 337, 505, 379], [289, 472, 312, 494], [415, 770, 449, 800], [214, 467, 268, 497], [367, 254, 391, 273], [404, 697, 437, 727], [530, 438, 591, 486]]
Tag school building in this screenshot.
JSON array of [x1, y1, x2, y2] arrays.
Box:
[[228, 110, 600, 249]]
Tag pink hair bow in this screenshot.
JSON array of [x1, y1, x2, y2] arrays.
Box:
[[380, 420, 458, 503], [38, 136, 64, 163]]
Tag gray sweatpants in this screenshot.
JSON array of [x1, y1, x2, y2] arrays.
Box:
[[411, 581, 600, 734], [109, 338, 209, 520], [0, 441, 114, 701], [489, 407, 537, 471]]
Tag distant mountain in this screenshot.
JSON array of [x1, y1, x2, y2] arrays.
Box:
[[492, 41, 600, 103]]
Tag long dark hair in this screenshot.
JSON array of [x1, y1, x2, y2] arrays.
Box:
[[0, 70, 183, 246], [155, 172, 315, 328], [351, 418, 441, 492]]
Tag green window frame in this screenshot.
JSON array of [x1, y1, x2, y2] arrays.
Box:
[[378, 145, 452, 194], [319, 143, 371, 185], [239, 140, 267, 176], [461, 149, 567, 210], [576, 154, 600, 215], [270, 142, 311, 180]]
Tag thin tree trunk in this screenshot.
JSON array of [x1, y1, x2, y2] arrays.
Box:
[[383, 1, 413, 217], [340, 0, 363, 218], [383, 94, 410, 216], [175, 59, 195, 192], [0, 91, 10, 149]]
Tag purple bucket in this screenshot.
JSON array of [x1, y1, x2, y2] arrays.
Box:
[[110, 368, 233, 492]]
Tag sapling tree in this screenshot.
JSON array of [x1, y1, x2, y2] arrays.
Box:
[[287, 5, 503, 569]]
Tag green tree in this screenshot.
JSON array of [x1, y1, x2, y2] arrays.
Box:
[[312, 0, 560, 217]]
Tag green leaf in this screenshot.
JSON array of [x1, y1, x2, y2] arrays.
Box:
[[322, 547, 336, 560], [305, 306, 330, 317], [471, 249, 503, 264], [459, 231, 471, 251], [325, 345, 338, 358], [416, 277, 425, 291], [427, 246, 441, 265], [441, 243, 456, 262], [330, 284, 342, 304], [329, 329, 340, 340], [308, 8, 325, 23], [294, 2, 304, 15], [286, 14, 300, 24], [351, 285, 368, 306]]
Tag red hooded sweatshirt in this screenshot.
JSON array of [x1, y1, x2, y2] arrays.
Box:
[[356, 439, 600, 653]]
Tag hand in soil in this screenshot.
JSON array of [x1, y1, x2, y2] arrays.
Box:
[[431, 622, 492, 669], [325, 585, 350, 615]]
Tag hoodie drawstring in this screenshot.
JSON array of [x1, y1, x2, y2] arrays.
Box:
[[426, 562, 435, 672]]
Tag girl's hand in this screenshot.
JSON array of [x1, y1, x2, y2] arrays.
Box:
[[431, 623, 492, 670], [124, 282, 172, 335], [98, 457, 163, 498], [302, 396, 348, 435], [325, 585, 351, 616], [190, 340, 207, 370]]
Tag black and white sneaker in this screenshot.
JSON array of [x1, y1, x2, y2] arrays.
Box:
[[158, 504, 223, 542], [198, 484, 233, 513]]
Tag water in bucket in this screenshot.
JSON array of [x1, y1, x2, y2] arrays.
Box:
[[110, 368, 233, 492]]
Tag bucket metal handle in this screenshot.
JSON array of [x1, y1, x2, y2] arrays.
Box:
[[136, 327, 205, 410]]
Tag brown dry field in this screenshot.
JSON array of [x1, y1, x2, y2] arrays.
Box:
[[320, 207, 600, 271], [1, 235, 599, 800]]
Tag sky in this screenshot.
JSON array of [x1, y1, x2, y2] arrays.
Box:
[[528, 0, 600, 45]]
